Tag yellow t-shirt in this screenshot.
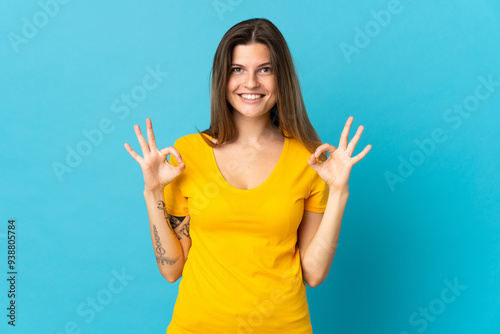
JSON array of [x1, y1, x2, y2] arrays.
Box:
[[163, 133, 329, 333]]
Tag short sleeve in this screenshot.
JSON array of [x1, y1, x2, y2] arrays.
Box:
[[304, 172, 329, 213], [163, 150, 189, 216]]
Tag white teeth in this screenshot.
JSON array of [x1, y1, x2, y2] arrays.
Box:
[[240, 94, 263, 100]]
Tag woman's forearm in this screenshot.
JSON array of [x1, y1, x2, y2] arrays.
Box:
[[143, 188, 185, 283], [302, 188, 349, 287]]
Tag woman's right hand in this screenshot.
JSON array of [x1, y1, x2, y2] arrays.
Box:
[[124, 118, 185, 192]]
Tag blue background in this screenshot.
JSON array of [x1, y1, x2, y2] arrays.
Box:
[[1, 0, 499, 333]]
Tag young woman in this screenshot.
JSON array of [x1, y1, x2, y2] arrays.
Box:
[[124, 18, 371, 333]]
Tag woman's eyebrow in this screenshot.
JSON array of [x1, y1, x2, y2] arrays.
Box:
[[231, 62, 272, 67]]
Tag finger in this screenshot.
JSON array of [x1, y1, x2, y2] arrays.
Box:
[[351, 144, 372, 164], [146, 118, 158, 151], [308, 153, 319, 166], [346, 125, 364, 156], [124, 143, 143, 165], [307, 153, 322, 173], [339, 116, 353, 150], [159, 146, 184, 165], [134, 124, 151, 156], [314, 143, 336, 158]]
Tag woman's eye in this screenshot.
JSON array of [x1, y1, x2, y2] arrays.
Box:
[[231, 67, 271, 73]]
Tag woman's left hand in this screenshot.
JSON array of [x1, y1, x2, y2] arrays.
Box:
[[308, 116, 372, 192]]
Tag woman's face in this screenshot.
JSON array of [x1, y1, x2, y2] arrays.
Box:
[[226, 43, 277, 119]]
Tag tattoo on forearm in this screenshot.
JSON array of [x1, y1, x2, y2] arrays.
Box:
[[157, 201, 173, 231], [179, 221, 190, 238], [167, 213, 184, 229], [156, 200, 190, 241], [153, 224, 180, 265], [173, 229, 182, 241]]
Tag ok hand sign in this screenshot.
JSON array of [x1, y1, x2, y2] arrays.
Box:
[[124, 118, 185, 192], [308, 116, 372, 192]]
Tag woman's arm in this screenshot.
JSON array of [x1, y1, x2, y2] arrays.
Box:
[[124, 118, 190, 283], [303, 116, 371, 287], [144, 187, 190, 283], [298, 188, 349, 287]]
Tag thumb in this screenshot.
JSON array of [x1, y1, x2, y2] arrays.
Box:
[[308, 153, 319, 170]]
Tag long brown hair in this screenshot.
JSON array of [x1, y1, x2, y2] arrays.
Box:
[[196, 18, 327, 162]]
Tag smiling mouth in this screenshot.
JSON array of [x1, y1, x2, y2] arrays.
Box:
[[238, 94, 265, 100]]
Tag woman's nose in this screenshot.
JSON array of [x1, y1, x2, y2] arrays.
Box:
[[244, 72, 259, 88]]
